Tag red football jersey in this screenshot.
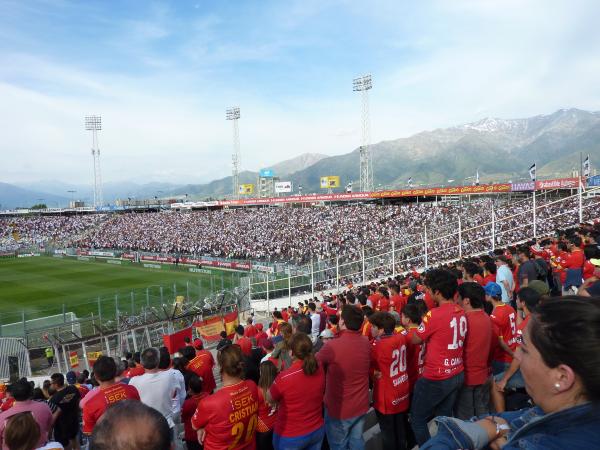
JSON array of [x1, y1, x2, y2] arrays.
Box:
[[463, 310, 493, 386], [377, 297, 390, 312], [490, 304, 518, 363], [389, 294, 406, 314], [126, 365, 145, 378], [182, 393, 209, 442], [370, 333, 410, 414], [82, 383, 140, 434], [416, 302, 466, 380], [187, 351, 217, 394], [244, 325, 258, 338], [404, 326, 425, 389], [192, 380, 259, 450]]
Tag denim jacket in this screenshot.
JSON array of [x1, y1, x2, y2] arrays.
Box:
[[421, 403, 600, 449]]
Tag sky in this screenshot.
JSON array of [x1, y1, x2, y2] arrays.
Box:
[[1, 0, 600, 185]]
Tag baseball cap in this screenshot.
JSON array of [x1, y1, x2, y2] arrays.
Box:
[[484, 282, 502, 298], [66, 371, 77, 384], [193, 338, 203, 350], [590, 258, 600, 267], [528, 280, 550, 296], [255, 323, 264, 331]]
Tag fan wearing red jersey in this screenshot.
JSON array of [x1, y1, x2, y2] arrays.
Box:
[[455, 283, 493, 420], [181, 375, 209, 450], [410, 269, 465, 446], [185, 345, 217, 394], [192, 345, 259, 450], [390, 285, 407, 314], [82, 356, 140, 435], [370, 312, 410, 450], [485, 282, 518, 375], [491, 287, 541, 412], [401, 304, 426, 391]]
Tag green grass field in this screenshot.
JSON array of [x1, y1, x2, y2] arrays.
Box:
[[0, 256, 242, 324]]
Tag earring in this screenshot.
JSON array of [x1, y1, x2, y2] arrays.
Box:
[[555, 383, 561, 390]]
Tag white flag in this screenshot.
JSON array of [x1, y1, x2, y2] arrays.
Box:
[[584, 155, 590, 177], [529, 163, 536, 181], [475, 170, 480, 186], [407, 177, 413, 187]]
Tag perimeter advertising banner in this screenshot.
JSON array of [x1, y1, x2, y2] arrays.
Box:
[[239, 184, 254, 194], [535, 177, 579, 190], [320, 176, 340, 188], [275, 181, 293, 193]]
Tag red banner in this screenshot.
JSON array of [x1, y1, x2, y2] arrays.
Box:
[[69, 351, 79, 368], [162, 327, 193, 354]]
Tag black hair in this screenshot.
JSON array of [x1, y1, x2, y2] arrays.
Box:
[[296, 315, 312, 334], [180, 346, 196, 361], [8, 379, 33, 401], [50, 373, 64, 387], [369, 312, 395, 334], [484, 261, 497, 275], [140, 348, 160, 370], [158, 347, 171, 370], [424, 269, 458, 301], [457, 282, 486, 309], [93, 356, 117, 382], [529, 296, 600, 403], [187, 373, 203, 394], [517, 287, 541, 314], [402, 303, 422, 325], [341, 304, 364, 331]]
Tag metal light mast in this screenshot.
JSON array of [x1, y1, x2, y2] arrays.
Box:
[[353, 74, 373, 192], [226, 107, 241, 199], [85, 115, 103, 207]]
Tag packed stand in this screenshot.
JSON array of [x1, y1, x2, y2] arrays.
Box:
[[2, 223, 600, 450]]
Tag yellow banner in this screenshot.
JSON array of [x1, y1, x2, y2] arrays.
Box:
[[69, 351, 79, 368], [320, 176, 340, 188], [239, 184, 254, 194]]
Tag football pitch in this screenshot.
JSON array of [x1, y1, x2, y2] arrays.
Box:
[[0, 256, 240, 324]]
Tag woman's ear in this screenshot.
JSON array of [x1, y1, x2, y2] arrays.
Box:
[[552, 364, 577, 393]]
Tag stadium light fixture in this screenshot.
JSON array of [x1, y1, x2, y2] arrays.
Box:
[[85, 115, 103, 208], [226, 107, 241, 200], [353, 74, 374, 193]]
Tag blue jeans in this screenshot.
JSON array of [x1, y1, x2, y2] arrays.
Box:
[[410, 372, 464, 446], [491, 360, 510, 376], [494, 368, 526, 389], [273, 425, 324, 450], [324, 408, 365, 450]]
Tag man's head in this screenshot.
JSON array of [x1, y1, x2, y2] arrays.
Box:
[[8, 379, 33, 402], [484, 282, 503, 303], [401, 303, 422, 327], [517, 287, 541, 314], [90, 400, 171, 450], [308, 302, 316, 313], [340, 304, 364, 331], [368, 312, 396, 337], [158, 347, 171, 370], [235, 325, 245, 337], [295, 315, 312, 334], [457, 282, 486, 311], [518, 246, 531, 262], [50, 373, 65, 389], [66, 371, 77, 385], [424, 269, 458, 304], [140, 348, 160, 370], [193, 339, 203, 350], [93, 356, 117, 382]]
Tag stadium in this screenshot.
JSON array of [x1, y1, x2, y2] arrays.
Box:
[[2, 2, 600, 450]]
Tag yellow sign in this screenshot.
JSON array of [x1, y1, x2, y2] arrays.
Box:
[[239, 184, 254, 194], [320, 176, 340, 189], [69, 351, 79, 368], [88, 351, 103, 366]]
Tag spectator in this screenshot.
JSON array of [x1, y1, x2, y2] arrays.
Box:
[[485, 282, 518, 376], [65, 371, 88, 399], [191, 345, 259, 450], [184, 342, 216, 394], [491, 287, 541, 412], [517, 247, 538, 288], [369, 312, 410, 450], [270, 322, 293, 371], [0, 379, 53, 450], [48, 373, 81, 450], [495, 256, 514, 303], [82, 356, 140, 435], [180, 374, 207, 450], [269, 333, 325, 450], [256, 361, 278, 450], [244, 317, 258, 339], [422, 297, 600, 449], [89, 400, 171, 450], [129, 348, 178, 438], [455, 282, 493, 419], [317, 305, 371, 450], [4, 412, 63, 450], [308, 303, 320, 342], [409, 269, 465, 446], [234, 325, 253, 357]]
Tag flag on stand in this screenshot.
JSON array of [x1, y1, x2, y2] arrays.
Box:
[[223, 310, 239, 339], [475, 170, 480, 186], [529, 163, 536, 181], [584, 154, 590, 177], [407, 177, 413, 187], [69, 351, 79, 368]]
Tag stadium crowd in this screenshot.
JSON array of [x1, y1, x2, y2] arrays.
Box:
[[1, 222, 600, 450], [1, 195, 599, 271]]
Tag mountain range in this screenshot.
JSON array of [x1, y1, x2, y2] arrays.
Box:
[[2, 108, 599, 208]]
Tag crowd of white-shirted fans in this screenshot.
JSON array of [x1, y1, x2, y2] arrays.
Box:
[[1, 196, 599, 268]]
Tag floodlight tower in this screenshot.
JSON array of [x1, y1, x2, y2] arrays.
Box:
[[226, 107, 241, 199], [353, 74, 374, 192], [85, 115, 103, 207]]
